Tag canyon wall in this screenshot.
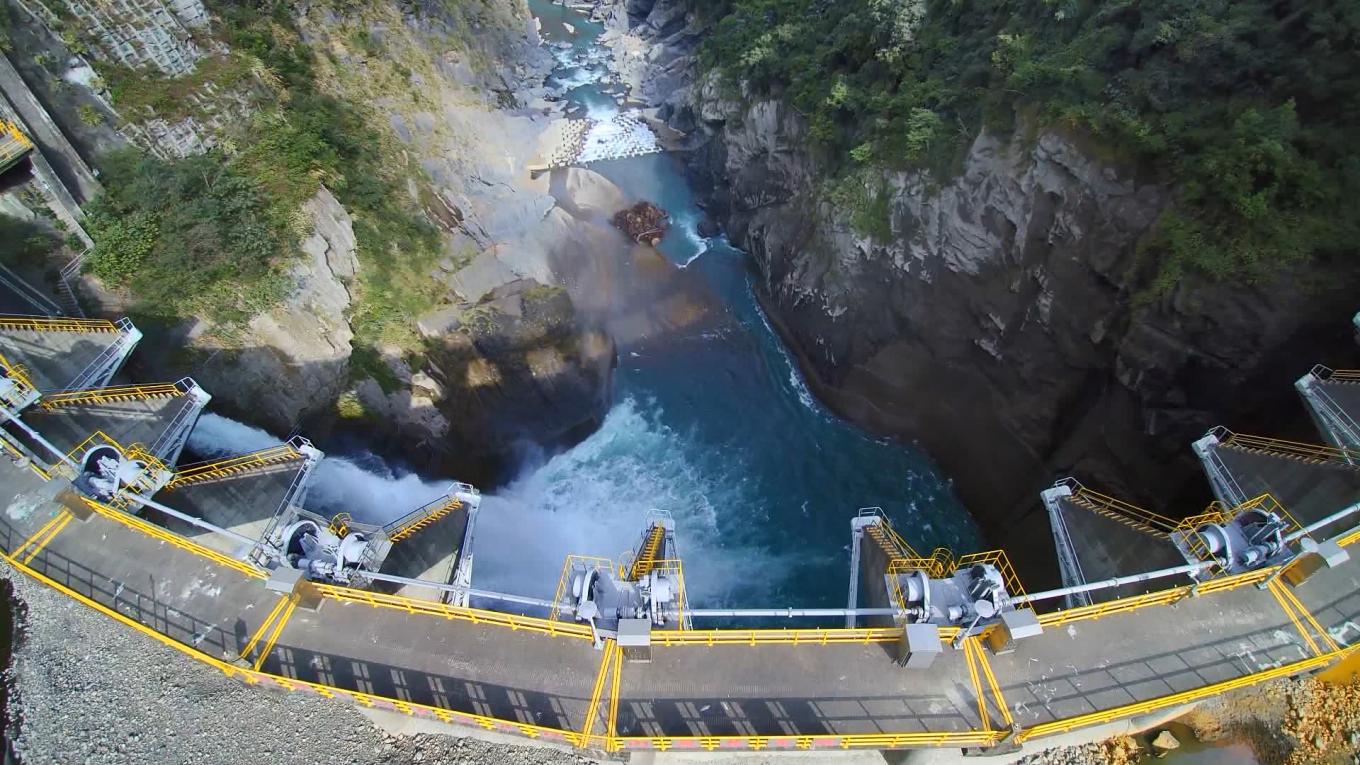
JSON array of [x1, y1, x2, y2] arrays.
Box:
[[3, 0, 618, 480], [604, 0, 1360, 583]]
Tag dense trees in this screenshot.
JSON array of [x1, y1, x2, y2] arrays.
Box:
[[698, 0, 1360, 286]]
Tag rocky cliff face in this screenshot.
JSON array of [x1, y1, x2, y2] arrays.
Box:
[[8, 0, 620, 478], [681, 73, 1360, 583]]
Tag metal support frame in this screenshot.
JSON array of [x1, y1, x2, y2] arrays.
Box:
[[146, 379, 210, 464], [448, 487, 481, 607], [64, 318, 143, 391], [248, 438, 323, 566], [1297, 367, 1360, 454], [1193, 432, 1249, 508], [1041, 484, 1092, 608]]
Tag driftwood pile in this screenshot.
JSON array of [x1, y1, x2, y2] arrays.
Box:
[[612, 201, 669, 245]]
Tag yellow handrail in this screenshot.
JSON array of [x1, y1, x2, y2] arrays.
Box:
[[1016, 647, 1351, 742], [40, 382, 186, 410], [1066, 484, 1178, 535], [0, 315, 119, 333], [166, 444, 303, 488], [0, 120, 32, 164], [0, 350, 36, 399], [386, 495, 462, 542], [627, 523, 665, 580], [311, 582, 595, 640], [549, 555, 614, 622], [1219, 430, 1360, 464]]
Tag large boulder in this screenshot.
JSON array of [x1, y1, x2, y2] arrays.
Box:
[[549, 167, 628, 221]]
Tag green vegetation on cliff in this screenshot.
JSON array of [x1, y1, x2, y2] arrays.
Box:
[[85, 0, 441, 341], [699, 0, 1360, 287]]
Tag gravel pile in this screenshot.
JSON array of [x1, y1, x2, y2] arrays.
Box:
[[1014, 736, 1141, 765], [1, 564, 602, 765]]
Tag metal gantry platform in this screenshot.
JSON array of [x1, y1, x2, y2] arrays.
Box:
[[2, 294, 1360, 755]]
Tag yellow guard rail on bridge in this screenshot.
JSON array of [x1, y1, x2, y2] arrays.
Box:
[[166, 443, 304, 489], [40, 381, 188, 410], [0, 315, 119, 333]]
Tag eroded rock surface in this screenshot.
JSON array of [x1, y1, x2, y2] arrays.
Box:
[[680, 63, 1360, 583]]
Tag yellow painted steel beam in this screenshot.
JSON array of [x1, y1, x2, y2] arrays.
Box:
[[962, 637, 991, 731], [605, 637, 624, 752], [580, 640, 618, 747], [1272, 580, 1340, 654], [971, 638, 1014, 730], [251, 594, 299, 671], [1267, 579, 1322, 656], [13, 509, 71, 563], [239, 595, 293, 663]]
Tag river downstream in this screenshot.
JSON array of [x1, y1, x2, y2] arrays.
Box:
[[466, 0, 979, 610]]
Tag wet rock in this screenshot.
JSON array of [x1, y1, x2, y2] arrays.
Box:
[[1151, 730, 1180, 751]]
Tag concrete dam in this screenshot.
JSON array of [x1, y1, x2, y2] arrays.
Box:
[[3, 265, 1360, 756]]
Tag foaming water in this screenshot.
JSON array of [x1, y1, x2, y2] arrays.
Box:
[[473, 399, 793, 604], [186, 413, 448, 526]]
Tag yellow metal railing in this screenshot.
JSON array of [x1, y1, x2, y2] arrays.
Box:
[[311, 582, 595, 640], [611, 730, 1004, 751], [549, 554, 614, 622], [0, 350, 37, 402], [40, 382, 186, 410], [386, 495, 462, 542], [1066, 484, 1178, 535], [0, 315, 119, 333], [1217, 430, 1360, 465], [4, 498, 1356, 755], [1015, 646, 1352, 742], [649, 626, 946, 646], [1314, 367, 1360, 383], [166, 444, 303, 489], [1339, 526, 1360, 548], [0, 120, 32, 165], [1174, 494, 1301, 568], [81, 497, 268, 580], [954, 549, 1028, 604], [649, 559, 687, 628], [863, 513, 923, 560], [1037, 567, 1273, 628], [627, 523, 665, 580]]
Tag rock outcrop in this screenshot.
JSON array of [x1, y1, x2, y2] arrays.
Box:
[[681, 69, 1360, 584], [416, 279, 615, 477], [182, 186, 359, 433]]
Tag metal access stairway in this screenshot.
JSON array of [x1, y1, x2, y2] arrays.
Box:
[[1042, 480, 1191, 607], [0, 315, 141, 392], [1297, 366, 1360, 450], [383, 493, 464, 543]]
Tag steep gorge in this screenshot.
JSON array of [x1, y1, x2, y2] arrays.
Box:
[[608, 0, 1360, 583]]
